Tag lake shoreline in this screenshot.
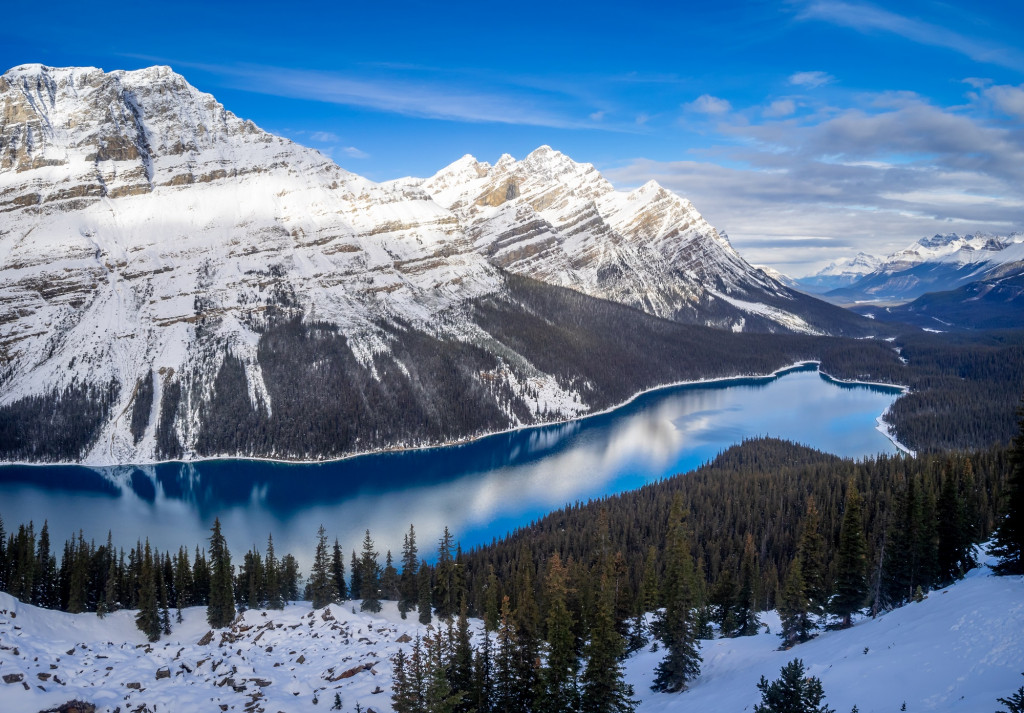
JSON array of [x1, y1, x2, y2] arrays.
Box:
[[0, 360, 910, 469]]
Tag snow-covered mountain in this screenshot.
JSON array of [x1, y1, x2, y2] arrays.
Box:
[[795, 252, 883, 293], [822, 233, 1024, 303], [0, 64, 871, 465]]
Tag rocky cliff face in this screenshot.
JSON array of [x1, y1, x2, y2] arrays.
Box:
[[0, 64, 868, 464], [404, 146, 807, 328]]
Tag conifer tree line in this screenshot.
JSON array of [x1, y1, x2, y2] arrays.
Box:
[[0, 432, 1020, 695]]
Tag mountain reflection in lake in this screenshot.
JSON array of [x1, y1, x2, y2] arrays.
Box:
[[0, 365, 902, 564]]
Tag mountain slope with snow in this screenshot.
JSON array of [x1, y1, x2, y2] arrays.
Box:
[[822, 233, 1024, 303], [0, 559, 1020, 713], [0, 64, 874, 465]]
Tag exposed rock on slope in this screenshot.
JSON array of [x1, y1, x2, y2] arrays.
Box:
[[0, 64, 872, 464]]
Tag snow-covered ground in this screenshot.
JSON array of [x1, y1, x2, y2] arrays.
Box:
[[1, 558, 1021, 713]]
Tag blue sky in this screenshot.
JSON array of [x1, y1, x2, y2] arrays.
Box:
[[3, 0, 1023, 274]]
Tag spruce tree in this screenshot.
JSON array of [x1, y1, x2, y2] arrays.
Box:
[[399, 525, 419, 618], [651, 497, 702, 693], [419, 561, 434, 624], [493, 597, 529, 713], [753, 658, 834, 713], [473, 628, 495, 713], [710, 565, 739, 637], [831, 485, 868, 628], [539, 553, 579, 713], [736, 532, 762, 636], [207, 518, 235, 628], [135, 541, 161, 642], [332, 539, 348, 601], [434, 527, 457, 620], [996, 673, 1024, 713], [449, 600, 476, 713], [580, 568, 637, 713], [797, 497, 827, 620], [350, 550, 363, 601], [778, 556, 812, 647], [359, 529, 382, 612], [265, 534, 283, 610], [936, 464, 977, 585], [990, 403, 1024, 575], [309, 525, 336, 608], [382, 550, 399, 601], [392, 648, 417, 713]]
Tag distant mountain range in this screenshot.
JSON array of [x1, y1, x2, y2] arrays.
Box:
[[796, 233, 1024, 304], [0, 64, 874, 464]]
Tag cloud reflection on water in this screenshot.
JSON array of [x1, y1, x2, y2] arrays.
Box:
[[0, 368, 901, 566]]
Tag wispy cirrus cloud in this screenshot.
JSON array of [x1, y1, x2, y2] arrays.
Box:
[[218, 63, 620, 130], [124, 55, 624, 130], [789, 71, 834, 88], [796, 1, 1024, 72], [607, 88, 1024, 274]]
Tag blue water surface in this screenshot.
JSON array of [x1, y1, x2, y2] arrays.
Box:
[[0, 365, 902, 563]]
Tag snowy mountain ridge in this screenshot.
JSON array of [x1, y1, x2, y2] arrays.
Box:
[[0, 64, 868, 465], [798, 232, 1024, 302]]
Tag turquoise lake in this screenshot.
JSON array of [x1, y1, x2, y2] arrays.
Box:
[[0, 364, 904, 563]]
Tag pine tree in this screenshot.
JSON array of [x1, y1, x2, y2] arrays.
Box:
[[207, 518, 235, 628], [281, 553, 300, 602], [309, 525, 336, 608], [797, 497, 827, 620], [392, 648, 419, 713], [158, 564, 173, 636], [350, 550, 363, 601], [473, 628, 495, 713], [736, 532, 762, 636], [778, 556, 813, 648], [359, 529, 382, 612], [483, 566, 500, 631], [265, 534, 283, 610], [434, 527, 457, 620], [382, 550, 399, 601], [399, 525, 419, 618], [540, 553, 579, 713], [493, 596, 529, 713], [996, 673, 1024, 713], [753, 658, 835, 713], [135, 541, 161, 642], [101, 538, 119, 617], [936, 464, 976, 585], [990, 403, 1024, 575], [710, 564, 739, 637], [449, 599, 476, 713], [33, 521, 57, 609], [651, 497, 702, 693], [831, 485, 868, 628], [419, 561, 434, 624], [580, 567, 637, 713], [192, 546, 210, 605], [332, 539, 348, 601]]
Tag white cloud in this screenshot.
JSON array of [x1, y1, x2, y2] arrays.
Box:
[[984, 84, 1024, 120], [606, 92, 1024, 275], [341, 146, 370, 159], [309, 131, 340, 142], [764, 99, 797, 118], [788, 71, 834, 89], [589, 110, 606, 121], [797, 1, 1024, 72], [686, 94, 732, 115]]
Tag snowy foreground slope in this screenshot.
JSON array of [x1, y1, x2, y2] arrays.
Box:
[[1, 562, 1020, 713]]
